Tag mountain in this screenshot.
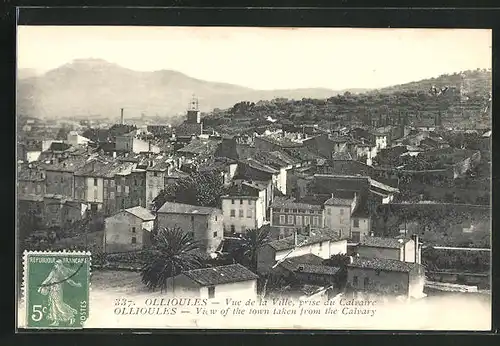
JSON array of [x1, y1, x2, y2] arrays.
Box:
[[372, 68, 491, 96], [16, 59, 369, 121], [17, 68, 41, 80]]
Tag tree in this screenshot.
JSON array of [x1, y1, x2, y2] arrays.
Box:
[[153, 170, 226, 210], [234, 227, 271, 272], [56, 127, 71, 140], [141, 227, 205, 291]]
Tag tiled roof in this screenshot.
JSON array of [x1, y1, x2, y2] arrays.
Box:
[[42, 156, 92, 173], [182, 264, 259, 286], [324, 191, 356, 206], [332, 151, 353, 161], [157, 201, 220, 215], [267, 228, 343, 252], [348, 257, 422, 273], [278, 253, 325, 272], [242, 158, 279, 174], [360, 236, 410, 249], [270, 196, 323, 211], [75, 159, 128, 178], [223, 184, 260, 198], [284, 147, 325, 162], [18, 164, 45, 181], [124, 206, 156, 221], [177, 139, 220, 156]]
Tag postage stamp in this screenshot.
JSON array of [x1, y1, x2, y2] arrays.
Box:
[[22, 251, 91, 329]]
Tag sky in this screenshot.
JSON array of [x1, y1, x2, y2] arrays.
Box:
[[17, 26, 492, 90]]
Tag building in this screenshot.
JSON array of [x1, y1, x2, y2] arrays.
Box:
[[103, 206, 155, 253], [356, 235, 421, 264], [323, 191, 359, 240], [18, 163, 46, 196], [156, 201, 223, 253], [237, 158, 286, 195], [276, 253, 342, 287], [270, 197, 324, 238], [42, 156, 90, 199], [66, 131, 91, 147], [165, 264, 258, 299], [221, 182, 267, 234], [257, 229, 347, 274], [346, 257, 426, 299], [115, 132, 161, 154], [145, 159, 175, 209]]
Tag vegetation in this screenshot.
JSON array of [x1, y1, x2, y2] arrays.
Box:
[[203, 70, 491, 134], [152, 169, 226, 210], [230, 228, 271, 272], [422, 247, 490, 273], [141, 227, 206, 291]]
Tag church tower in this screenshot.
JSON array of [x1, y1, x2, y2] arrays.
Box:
[[186, 94, 201, 124]]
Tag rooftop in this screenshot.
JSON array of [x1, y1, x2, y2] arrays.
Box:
[[324, 191, 357, 206], [182, 264, 259, 286], [348, 257, 422, 273], [270, 196, 323, 211], [177, 139, 220, 156], [157, 201, 220, 215], [124, 206, 156, 221], [267, 228, 343, 252], [360, 236, 411, 249]]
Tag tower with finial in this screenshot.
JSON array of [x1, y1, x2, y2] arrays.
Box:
[[186, 94, 201, 124]]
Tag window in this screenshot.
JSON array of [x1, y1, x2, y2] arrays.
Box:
[[230, 225, 235, 233], [117, 185, 121, 193], [351, 231, 360, 243], [231, 199, 235, 204], [313, 216, 319, 226], [110, 192, 115, 199], [215, 216, 218, 221], [327, 208, 331, 215], [131, 236, 137, 244], [191, 216, 194, 222], [154, 172, 158, 177], [296, 216, 302, 226], [292, 209, 298, 213], [319, 242, 323, 251], [125, 186, 129, 193], [248, 200, 252, 205], [279, 215, 286, 225], [103, 187, 108, 196], [104, 180, 108, 187], [110, 180, 115, 187], [304, 216, 310, 225], [213, 232, 218, 238], [94, 178, 98, 186], [188, 231, 194, 239], [287, 215, 294, 224], [132, 227, 136, 233], [284, 208, 289, 212], [353, 219, 359, 228], [363, 277, 369, 288], [339, 208, 344, 215], [353, 276, 358, 287], [239, 209, 244, 218], [240, 199, 243, 205], [230, 209, 236, 217], [208, 286, 215, 299], [93, 190, 98, 200]]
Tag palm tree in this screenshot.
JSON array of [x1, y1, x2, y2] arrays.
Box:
[[141, 227, 205, 292], [237, 227, 271, 272]]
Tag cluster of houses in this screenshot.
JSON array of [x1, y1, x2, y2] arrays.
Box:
[[18, 97, 488, 302]]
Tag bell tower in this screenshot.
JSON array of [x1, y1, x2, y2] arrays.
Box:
[[186, 94, 201, 124]]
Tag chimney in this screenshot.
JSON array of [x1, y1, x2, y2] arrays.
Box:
[[412, 234, 419, 263], [120, 108, 124, 125]]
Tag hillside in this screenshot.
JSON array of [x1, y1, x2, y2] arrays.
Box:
[[204, 69, 492, 134], [16, 59, 367, 121]]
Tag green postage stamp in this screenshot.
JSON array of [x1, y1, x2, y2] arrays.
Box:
[[22, 251, 91, 329]]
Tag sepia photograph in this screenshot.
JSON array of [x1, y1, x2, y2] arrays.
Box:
[[16, 26, 492, 330]]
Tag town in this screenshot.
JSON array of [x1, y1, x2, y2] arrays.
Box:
[[17, 71, 491, 304]]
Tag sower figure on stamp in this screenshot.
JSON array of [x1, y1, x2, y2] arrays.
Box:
[[38, 259, 82, 326]]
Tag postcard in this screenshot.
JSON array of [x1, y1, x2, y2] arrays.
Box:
[[16, 26, 492, 331]]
